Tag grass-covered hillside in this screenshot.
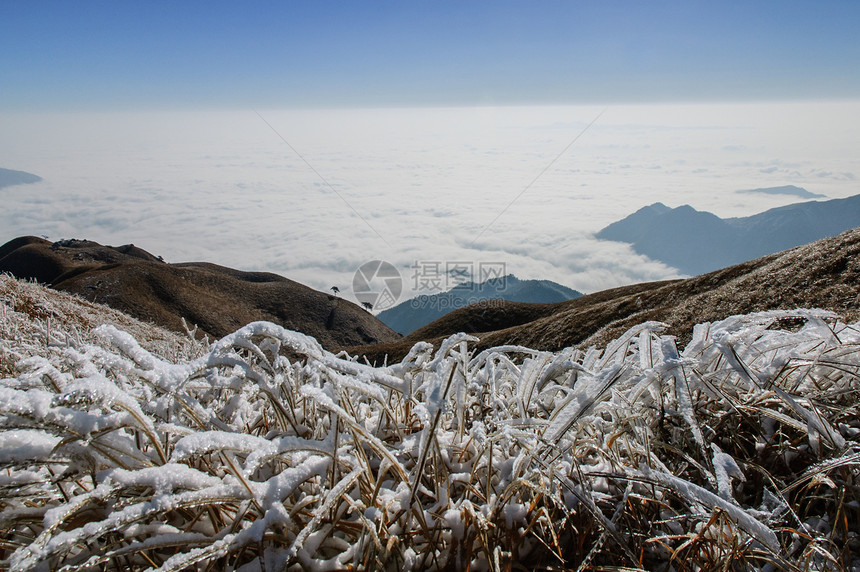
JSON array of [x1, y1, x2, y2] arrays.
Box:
[[1, 274, 859, 570], [0, 236, 400, 350]]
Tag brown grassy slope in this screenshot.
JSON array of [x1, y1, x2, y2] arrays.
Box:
[[0, 237, 399, 350], [350, 227, 860, 363]]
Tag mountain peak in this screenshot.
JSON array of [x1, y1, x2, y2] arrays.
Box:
[[640, 202, 671, 214], [377, 274, 582, 335], [596, 193, 860, 275]]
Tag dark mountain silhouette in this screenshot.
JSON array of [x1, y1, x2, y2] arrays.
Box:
[[0, 167, 42, 189], [349, 226, 860, 364], [595, 193, 860, 275], [736, 185, 825, 198], [376, 274, 582, 335], [0, 236, 399, 350]]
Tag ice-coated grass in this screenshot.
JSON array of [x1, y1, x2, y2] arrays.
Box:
[[1, 278, 860, 570]]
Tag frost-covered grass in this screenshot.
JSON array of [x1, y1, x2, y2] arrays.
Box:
[[1, 296, 860, 570], [0, 274, 206, 373]]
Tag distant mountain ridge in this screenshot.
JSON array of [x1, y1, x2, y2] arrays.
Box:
[[0, 236, 399, 350], [595, 193, 860, 275], [0, 167, 42, 189], [377, 274, 583, 335], [737, 185, 825, 198]]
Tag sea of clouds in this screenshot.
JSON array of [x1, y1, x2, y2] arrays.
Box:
[[1, 102, 858, 307]]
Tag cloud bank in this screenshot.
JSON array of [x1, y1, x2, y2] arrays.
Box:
[[1, 102, 858, 306]]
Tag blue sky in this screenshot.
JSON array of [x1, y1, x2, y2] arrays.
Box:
[[3, 1, 860, 110]]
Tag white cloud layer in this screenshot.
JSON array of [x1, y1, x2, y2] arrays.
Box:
[[1, 102, 858, 306]]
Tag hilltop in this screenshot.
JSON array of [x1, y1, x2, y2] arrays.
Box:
[[377, 274, 582, 335], [0, 236, 399, 350]]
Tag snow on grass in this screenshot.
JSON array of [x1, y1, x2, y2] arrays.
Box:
[[1, 279, 860, 570], [0, 274, 207, 374]]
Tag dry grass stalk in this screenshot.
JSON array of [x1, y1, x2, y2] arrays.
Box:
[[1, 279, 859, 570]]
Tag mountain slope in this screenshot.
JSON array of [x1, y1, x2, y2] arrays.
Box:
[[0, 236, 399, 350], [377, 274, 582, 335], [596, 193, 860, 275], [350, 226, 860, 364]]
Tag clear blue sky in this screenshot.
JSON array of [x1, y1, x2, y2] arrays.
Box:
[[2, 0, 859, 110]]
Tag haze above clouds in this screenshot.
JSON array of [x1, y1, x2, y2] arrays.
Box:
[[1, 2, 859, 306]]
